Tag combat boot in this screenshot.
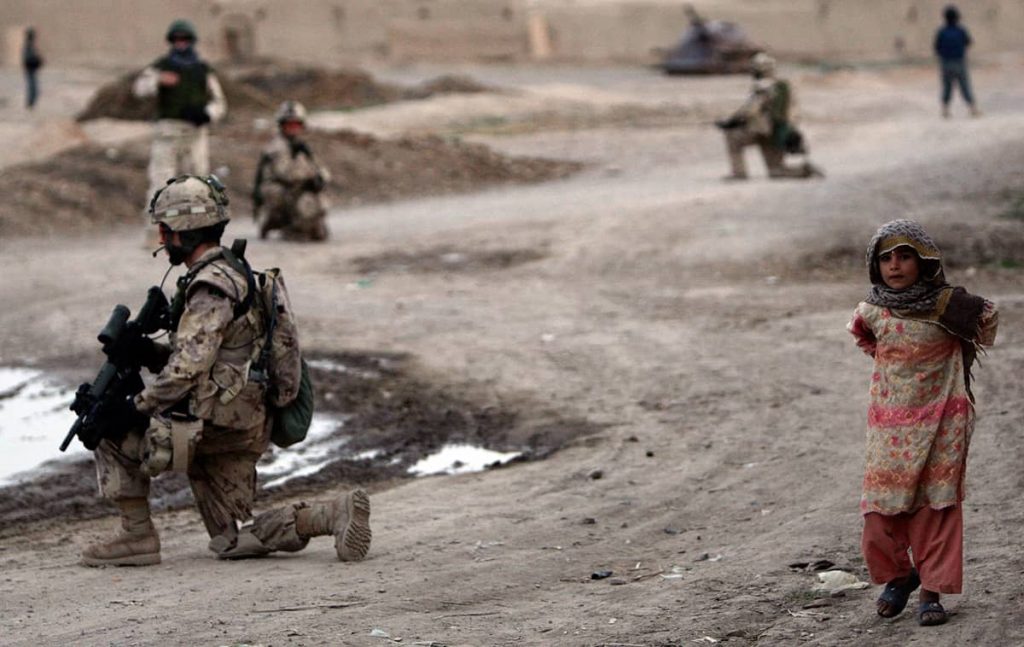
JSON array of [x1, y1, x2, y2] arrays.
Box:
[[80, 498, 161, 567], [295, 489, 371, 561]]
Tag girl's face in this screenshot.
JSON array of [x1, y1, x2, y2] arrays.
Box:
[[878, 246, 920, 290]]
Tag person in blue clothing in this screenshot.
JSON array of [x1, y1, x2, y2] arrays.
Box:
[[934, 5, 979, 118], [21, 28, 43, 109]]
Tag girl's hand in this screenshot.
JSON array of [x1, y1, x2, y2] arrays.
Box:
[[977, 301, 998, 346], [848, 313, 877, 357]]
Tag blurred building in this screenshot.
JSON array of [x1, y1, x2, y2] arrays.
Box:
[[1, 0, 1022, 68]]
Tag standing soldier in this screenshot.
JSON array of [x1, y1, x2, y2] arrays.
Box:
[[133, 20, 228, 222], [715, 52, 824, 180], [80, 175, 370, 566], [253, 101, 331, 241]]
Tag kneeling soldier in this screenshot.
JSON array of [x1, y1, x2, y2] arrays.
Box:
[[716, 52, 824, 180], [252, 101, 331, 241], [82, 175, 369, 566]]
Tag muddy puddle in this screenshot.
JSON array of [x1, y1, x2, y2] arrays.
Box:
[[0, 352, 593, 536]]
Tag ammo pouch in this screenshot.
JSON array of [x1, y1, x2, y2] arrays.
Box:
[[141, 416, 203, 476]]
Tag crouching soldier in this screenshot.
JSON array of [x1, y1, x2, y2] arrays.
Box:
[[81, 175, 370, 566], [716, 52, 824, 180], [253, 101, 331, 241]]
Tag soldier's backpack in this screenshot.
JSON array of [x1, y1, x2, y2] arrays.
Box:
[[253, 267, 313, 448], [219, 242, 313, 448]]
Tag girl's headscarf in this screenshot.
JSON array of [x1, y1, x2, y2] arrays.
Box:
[[865, 219, 947, 314]]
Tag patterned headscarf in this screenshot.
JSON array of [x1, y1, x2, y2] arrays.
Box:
[[864, 219, 947, 313]]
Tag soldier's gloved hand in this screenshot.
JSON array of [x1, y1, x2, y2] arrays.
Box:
[[106, 396, 149, 433], [181, 106, 211, 126], [70, 383, 94, 416], [302, 175, 326, 193], [715, 116, 745, 130], [137, 337, 171, 374]]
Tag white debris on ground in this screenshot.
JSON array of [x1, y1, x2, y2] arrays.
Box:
[[305, 358, 385, 380], [0, 367, 82, 485], [811, 570, 870, 595], [407, 443, 521, 476], [261, 413, 350, 489]]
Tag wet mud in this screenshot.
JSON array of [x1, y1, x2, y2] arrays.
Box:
[[0, 351, 596, 538]]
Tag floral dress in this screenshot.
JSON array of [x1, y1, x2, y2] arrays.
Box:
[[848, 302, 998, 515]]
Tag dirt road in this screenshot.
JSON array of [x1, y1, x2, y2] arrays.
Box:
[[2, 61, 1024, 646]]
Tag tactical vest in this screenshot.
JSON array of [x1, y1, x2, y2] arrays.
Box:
[[155, 56, 210, 122], [169, 246, 268, 430]]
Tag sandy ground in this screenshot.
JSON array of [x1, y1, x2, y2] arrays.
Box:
[[2, 59, 1024, 646]]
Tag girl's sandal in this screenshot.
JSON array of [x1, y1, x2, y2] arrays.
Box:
[[917, 601, 948, 626], [876, 569, 921, 618]]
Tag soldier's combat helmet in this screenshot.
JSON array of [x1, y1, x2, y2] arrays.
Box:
[[166, 19, 198, 43], [275, 100, 308, 125], [750, 52, 776, 77], [150, 174, 230, 231]]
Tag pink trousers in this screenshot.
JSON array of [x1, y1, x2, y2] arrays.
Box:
[[861, 505, 963, 594]]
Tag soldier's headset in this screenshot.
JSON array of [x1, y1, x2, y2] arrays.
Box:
[[148, 173, 230, 219]]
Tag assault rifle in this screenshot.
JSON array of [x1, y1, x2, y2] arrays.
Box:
[[60, 286, 171, 452]]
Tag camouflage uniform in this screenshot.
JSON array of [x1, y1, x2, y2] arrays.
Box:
[[94, 247, 267, 537], [254, 133, 330, 241], [84, 175, 370, 566], [720, 53, 822, 180]]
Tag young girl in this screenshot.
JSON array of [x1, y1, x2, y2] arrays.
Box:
[[848, 219, 998, 626]]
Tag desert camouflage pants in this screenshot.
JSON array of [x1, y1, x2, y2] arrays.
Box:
[[724, 128, 812, 179], [145, 120, 210, 216], [257, 184, 328, 241], [94, 417, 309, 556]]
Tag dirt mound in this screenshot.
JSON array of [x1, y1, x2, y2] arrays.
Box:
[[231, 67, 402, 111], [0, 144, 149, 237], [77, 65, 493, 122], [0, 351, 595, 534], [76, 70, 277, 122], [403, 74, 491, 100], [351, 245, 548, 275], [210, 124, 581, 214], [935, 220, 1024, 268], [0, 126, 581, 238], [759, 219, 1024, 283]]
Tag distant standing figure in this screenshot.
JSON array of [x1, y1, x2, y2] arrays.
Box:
[[22, 28, 43, 109], [715, 52, 824, 180], [133, 19, 227, 217], [934, 5, 979, 118]]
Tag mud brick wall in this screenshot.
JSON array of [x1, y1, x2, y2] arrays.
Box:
[[1, 0, 1022, 67]]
